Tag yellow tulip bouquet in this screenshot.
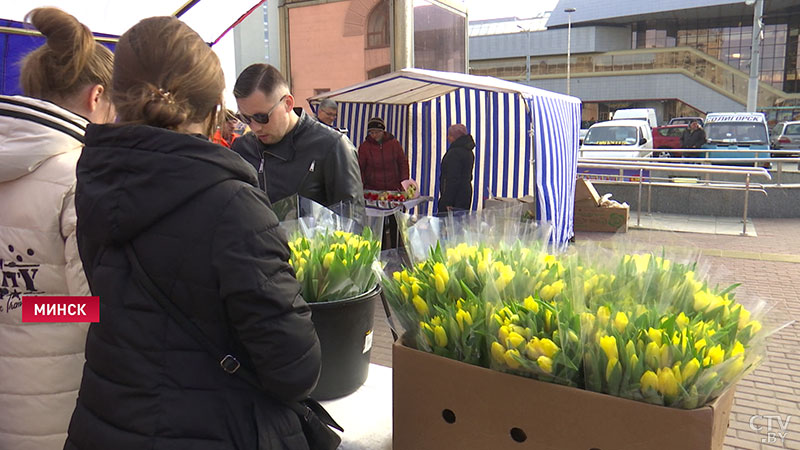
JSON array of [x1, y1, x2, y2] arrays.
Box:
[[280, 197, 383, 302], [381, 213, 783, 409]]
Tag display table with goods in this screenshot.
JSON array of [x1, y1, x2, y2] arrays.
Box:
[[281, 198, 384, 400], [379, 209, 790, 450]]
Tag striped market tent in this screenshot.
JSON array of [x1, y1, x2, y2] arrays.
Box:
[[310, 68, 581, 245]]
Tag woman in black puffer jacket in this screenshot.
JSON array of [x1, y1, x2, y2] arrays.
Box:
[[64, 16, 321, 450]]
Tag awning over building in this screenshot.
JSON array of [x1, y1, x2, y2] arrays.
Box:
[[310, 68, 581, 245]]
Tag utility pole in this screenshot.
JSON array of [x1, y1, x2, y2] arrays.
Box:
[[746, 0, 763, 112]]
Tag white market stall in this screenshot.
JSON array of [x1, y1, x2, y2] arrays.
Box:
[[310, 68, 582, 245]]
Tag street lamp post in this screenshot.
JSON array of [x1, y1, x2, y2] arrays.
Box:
[[565, 7, 576, 96], [517, 24, 532, 84], [745, 0, 763, 112]]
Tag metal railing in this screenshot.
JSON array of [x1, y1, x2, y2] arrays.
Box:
[[577, 154, 775, 235]]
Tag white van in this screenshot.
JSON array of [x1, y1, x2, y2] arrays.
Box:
[[612, 108, 658, 128], [580, 120, 654, 159], [702, 112, 770, 164]]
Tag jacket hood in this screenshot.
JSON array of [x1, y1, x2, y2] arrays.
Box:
[[451, 134, 475, 151], [0, 95, 88, 183], [77, 124, 259, 244]]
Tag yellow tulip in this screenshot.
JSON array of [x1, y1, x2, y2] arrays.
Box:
[[737, 306, 751, 330], [538, 338, 559, 358], [433, 263, 449, 284], [455, 309, 473, 332], [747, 320, 762, 334], [693, 290, 712, 312], [412, 295, 429, 316], [671, 362, 683, 384], [498, 325, 510, 342], [431, 316, 442, 326], [682, 358, 700, 380], [632, 253, 651, 274], [597, 306, 611, 326], [434, 273, 446, 294], [503, 349, 522, 369], [625, 340, 636, 359], [537, 355, 553, 374], [322, 251, 335, 269], [523, 296, 539, 313], [645, 341, 660, 368], [507, 332, 525, 349], [731, 341, 745, 358], [694, 338, 707, 352], [660, 343, 672, 368], [647, 327, 663, 344], [411, 283, 421, 296], [707, 345, 725, 365], [434, 325, 448, 347], [613, 312, 629, 334], [676, 312, 689, 330], [491, 341, 506, 364], [580, 312, 596, 331], [640, 370, 659, 392], [296, 267, 304, 282], [599, 335, 619, 361], [526, 338, 541, 359], [657, 367, 679, 397]]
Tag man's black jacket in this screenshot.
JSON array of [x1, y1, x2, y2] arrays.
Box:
[[231, 109, 364, 207]]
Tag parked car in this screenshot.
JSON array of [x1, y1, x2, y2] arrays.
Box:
[[580, 119, 654, 159], [770, 120, 800, 157], [703, 112, 770, 166], [652, 124, 689, 157], [669, 116, 705, 127]]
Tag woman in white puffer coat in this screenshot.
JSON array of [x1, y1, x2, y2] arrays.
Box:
[[0, 8, 114, 450]]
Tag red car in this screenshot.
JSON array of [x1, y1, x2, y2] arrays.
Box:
[[652, 124, 688, 157]]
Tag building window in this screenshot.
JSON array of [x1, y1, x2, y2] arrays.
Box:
[[366, 0, 390, 49]]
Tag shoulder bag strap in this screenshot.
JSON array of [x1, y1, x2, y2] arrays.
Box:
[[123, 243, 340, 429]]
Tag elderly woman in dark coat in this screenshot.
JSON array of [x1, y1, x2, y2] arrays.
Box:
[[437, 124, 476, 214]]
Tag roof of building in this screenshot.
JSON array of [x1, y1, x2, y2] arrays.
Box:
[[469, 13, 550, 37], [547, 0, 798, 28]]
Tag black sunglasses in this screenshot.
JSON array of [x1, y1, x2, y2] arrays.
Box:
[[237, 94, 288, 125]]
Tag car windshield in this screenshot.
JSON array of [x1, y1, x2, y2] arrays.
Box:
[[583, 126, 639, 145], [705, 122, 768, 144]]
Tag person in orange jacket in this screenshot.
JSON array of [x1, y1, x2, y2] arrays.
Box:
[[211, 109, 241, 148]]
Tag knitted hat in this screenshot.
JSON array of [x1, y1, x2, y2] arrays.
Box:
[[367, 117, 386, 132]]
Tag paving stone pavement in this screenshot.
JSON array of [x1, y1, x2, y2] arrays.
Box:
[[368, 217, 800, 450]]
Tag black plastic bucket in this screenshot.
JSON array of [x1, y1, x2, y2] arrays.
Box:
[[309, 285, 380, 400]]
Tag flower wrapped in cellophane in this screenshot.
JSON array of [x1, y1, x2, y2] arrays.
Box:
[[574, 246, 773, 408], [379, 208, 789, 409], [278, 196, 382, 302], [381, 209, 555, 367]]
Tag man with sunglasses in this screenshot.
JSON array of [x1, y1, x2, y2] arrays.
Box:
[[230, 64, 363, 208]]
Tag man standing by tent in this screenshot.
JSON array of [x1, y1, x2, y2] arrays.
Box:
[[437, 124, 475, 214], [231, 64, 363, 207]]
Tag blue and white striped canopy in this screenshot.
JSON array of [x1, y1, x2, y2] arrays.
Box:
[[310, 68, 581, 245]]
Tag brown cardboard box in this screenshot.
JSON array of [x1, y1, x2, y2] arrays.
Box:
[[574, 202, 630, 232], [574, 177, 601, 206], [393, 343, 734, 450]]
